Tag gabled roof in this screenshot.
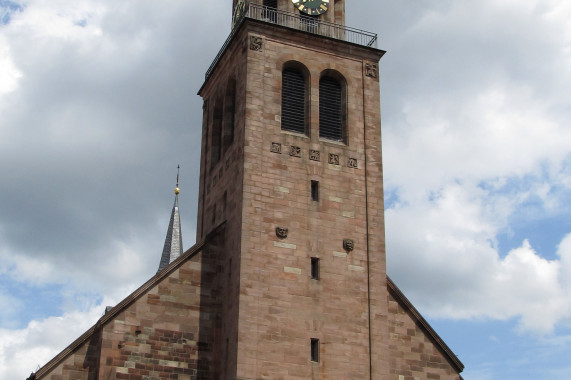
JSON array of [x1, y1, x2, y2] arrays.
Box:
[[33, 223, 226, 379], [387, 276, 465, 374]]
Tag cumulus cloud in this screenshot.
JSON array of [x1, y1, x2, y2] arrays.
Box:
[[1, 0, 571, 377], [0, 0, 211, 300], [376, 0, 571, 334], [387, 184, 571, 334], [0, 300, 112, 379]]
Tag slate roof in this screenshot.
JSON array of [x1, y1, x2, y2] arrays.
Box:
[[157, 192, 183, 273]]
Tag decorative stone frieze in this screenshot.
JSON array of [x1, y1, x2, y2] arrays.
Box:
[[365, 62, 378, 78], [250, 35, 263, 51], [271, 142, 282, 154], [329, 153, 340, 165], [309, 150, 320, 161], [289, 146, 301, 157]]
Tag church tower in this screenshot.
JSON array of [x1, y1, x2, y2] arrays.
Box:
[[30, 2, 464, 379], [197, 1, 389, 378]]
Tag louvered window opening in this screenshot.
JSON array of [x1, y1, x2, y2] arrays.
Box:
[[281, 68, 306, 134], [319, 77, 343, 141]]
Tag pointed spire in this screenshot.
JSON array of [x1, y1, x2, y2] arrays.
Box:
[[157, 165, 183, 273]]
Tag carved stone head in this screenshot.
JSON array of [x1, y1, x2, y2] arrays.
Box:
[[276, 227, 288, 239], [343, 239, 354, 252]]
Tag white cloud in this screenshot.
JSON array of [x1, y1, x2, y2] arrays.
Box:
[[0, 300, 110, 379], [387, 183, 571, 333], [557, 234, 571, 295], [381, 0, 571, 335], [0, 35, 22, 97]]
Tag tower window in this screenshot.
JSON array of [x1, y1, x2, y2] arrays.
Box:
[[310, 338, 320, 362], [281, 66, 307, 134], [311, 258, 319, 280], [319, 74, 345, 142], [311, 180, 319, 202]]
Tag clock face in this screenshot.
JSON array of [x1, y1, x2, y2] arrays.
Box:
[[291, 0, 330, 16]]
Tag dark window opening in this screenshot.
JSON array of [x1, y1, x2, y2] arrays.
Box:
[[311, 258, 319, 280], [319, 76, 344, 141], [263, 0, 277, 8], [311, 180, 319, 202], [281, 67, 306, 134], [310, 338, 319, 362]]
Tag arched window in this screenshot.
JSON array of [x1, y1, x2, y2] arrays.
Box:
[[223, 78, 237, 151], [281, 64, 308, 135], [211, 99, 223, 167], [319, 72, 346, 142]]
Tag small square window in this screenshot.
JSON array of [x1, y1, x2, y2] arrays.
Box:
[[311, 257, 319, 280], [310, 338, 319, 362]]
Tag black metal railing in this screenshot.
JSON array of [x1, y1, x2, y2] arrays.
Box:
[[205, 4, 379, 80]]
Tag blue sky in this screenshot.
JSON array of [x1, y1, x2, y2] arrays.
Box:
[[1, 0, 571, 379], [0, 0, 22, 25]]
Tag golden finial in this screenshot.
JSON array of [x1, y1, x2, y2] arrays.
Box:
[[174, 165, 180, 195]]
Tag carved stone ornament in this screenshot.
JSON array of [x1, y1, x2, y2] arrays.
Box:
[[365, 62, 378, 78], [329, 153, 340, 165], [250, 36, 263, 51], [276, 227, 289, 239], [309, 150, 320, 161], [343, 239, 354, 252], [348, 157, 358, 168], [271, 142, 282, 154], [289, 146, 302, 158]]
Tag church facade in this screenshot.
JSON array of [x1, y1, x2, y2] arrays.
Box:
[[30, 1, 464, 379]]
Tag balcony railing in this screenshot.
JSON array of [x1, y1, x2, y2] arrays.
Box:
[[205, 3, 379, 80]]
